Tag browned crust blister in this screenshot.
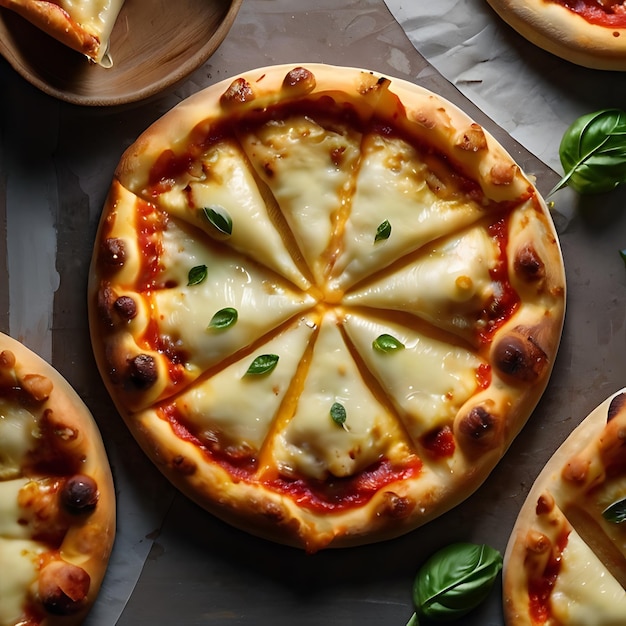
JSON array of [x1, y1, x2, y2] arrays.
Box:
[[487, 0, 626, 70], [0, 332, 116, 625], [89, 63, 565, 552], [503, 389, 626, 625]]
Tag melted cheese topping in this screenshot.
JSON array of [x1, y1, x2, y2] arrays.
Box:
[[0, 538, 44, 626], [551, 529, 626, 625], [342, 313, 483, 439], [0, 399, 37, 480], [272, 312, 410, 480], [0, 402, 40, 625], [94, 74, 564, 536], [331, 133, 488, 290], [153, 221, 316, 372]]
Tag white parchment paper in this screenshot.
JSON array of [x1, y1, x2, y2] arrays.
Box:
[[383, 0, 626, 172]]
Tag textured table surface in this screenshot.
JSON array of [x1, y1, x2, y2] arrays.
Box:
[[2, 1, 626, 624]]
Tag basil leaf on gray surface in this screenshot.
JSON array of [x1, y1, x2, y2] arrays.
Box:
[[553, 108, 626, 195], [409, 542, 502, 623]]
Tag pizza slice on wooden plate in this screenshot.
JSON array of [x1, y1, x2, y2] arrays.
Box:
[[0, 332, 116, 626], [487, 0, 626, 70], [89, 63, 566, 552], [504, 389, 626, 625], [0, 0, 125, 65]]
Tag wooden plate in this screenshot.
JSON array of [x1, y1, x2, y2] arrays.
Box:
[[0, 0, 243, 106]]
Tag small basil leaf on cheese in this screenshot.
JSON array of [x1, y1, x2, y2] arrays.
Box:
[[374, 219, 391, 242], [245, 354, 279, 376], [373, 333, 405, 353], [602, 496, 626, 523], [330, 401, 347, 427], [187, 264, 208, 286], [208, 307, 238, 331], [202, 205, 233, 236]]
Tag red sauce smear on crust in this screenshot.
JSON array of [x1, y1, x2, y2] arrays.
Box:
[[550, 0, 626, 28], [528, 527, 570, 623], [161, 404, 422, 513], [476, 216, 520, 344], [421, 425, 456, 458]]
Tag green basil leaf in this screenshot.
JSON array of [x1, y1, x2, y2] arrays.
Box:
[[405, 612, 420, 626], [202, 206, 233, 236], [208, 307, 238, 331], [602, 496, 626, 524], [245, 354, 279, 376], [553, 108, 626, 195], [412, 542, 502, 621], [330, 402, 347, 427], [620, 249, 626, 268], [373, 333, 405, 353], [187, 264, 208, 286], [375, 219, 392, 242]]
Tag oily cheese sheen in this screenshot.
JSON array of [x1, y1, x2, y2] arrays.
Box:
[[0, 332, 116, 626], [0, 0, 125, 64], [89, 63, 566, 552], [486, 0, 626, 70], [503, 389, 626, 625]]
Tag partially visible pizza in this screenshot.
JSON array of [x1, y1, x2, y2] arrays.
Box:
[[0, 0, 125, 65], [503, 389, 626, 625], [0, 332, 116, 626], [486, 0, 626, 70], [88, 63, 566, 552]]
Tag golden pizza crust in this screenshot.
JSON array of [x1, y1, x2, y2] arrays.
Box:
[[487, 0, 626, 70], [89, 63, 565, 552], [0, 0, 122, 65], [0, 332, 116, 625], [503, 388, 626, 625]]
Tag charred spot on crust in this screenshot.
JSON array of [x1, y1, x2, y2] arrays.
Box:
[[377, 491, 415, 520], [61, 475, 99, 514], [458, 405, 498, 444], [97, 285, 116, 327], [515, 243, 545, 282], [127, 354, 157, 389], [608, 391, 626, 422], [282, 67, 316, 93], [220, 77, 255, 107], [492, 327, 548, 382], [171, 454, 197, 475], [38, 561, 90, 615], [535, 492, 555, 516], [113, 295, 138, 320], [100, 238, 126, 268]]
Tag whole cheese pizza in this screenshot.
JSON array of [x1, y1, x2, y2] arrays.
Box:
[[0, 332, 116, 626], [486, 0, 626, 70], [0, 0, 125, 65], [88, 63, 566, 552], [503, 389, 626, 625]]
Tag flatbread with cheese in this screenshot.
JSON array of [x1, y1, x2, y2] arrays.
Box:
[[504, 389, 626, 625], [88, 63, 566, 552], [0, 332, 115, 626]]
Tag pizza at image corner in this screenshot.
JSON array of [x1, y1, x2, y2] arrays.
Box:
[[88, 62, 566, 552]]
